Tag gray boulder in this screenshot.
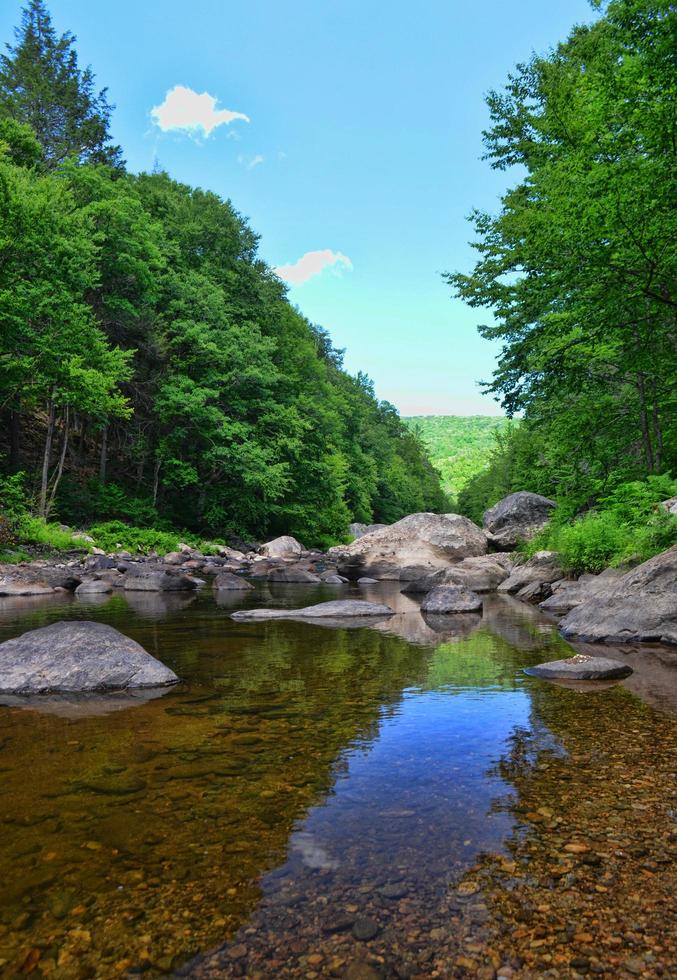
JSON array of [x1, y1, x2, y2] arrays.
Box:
[[483, 492, 556, 550], [123, 567, 197, 592], [213, 572, 253, 591], [0, 621, 178, 693], [524, 653, 632, 681], [74, 579, 113, 596], [320, 573, 346, 584], [349, 522, 387, 540], [497, 551, 563, 595], [539, 568, 625, 615], [403, 554, 513, 594], [559, 545, 677, 645], [260, 536, 304, 559], [420, 586, 483, 614], [329, 513, 487, 580], [267, 566, 322, 584], [0, 576, 55, 596], [661, 497, 677, 517], [231, 599, 394, 621]]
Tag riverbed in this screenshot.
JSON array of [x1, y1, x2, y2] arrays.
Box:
[[0, 584, 674, 978]]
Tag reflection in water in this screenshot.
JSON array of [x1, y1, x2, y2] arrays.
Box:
[[0, 584, 674, 978]]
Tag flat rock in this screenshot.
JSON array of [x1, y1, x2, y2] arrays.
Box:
[[123, 568, 197, 592], [498, 551, 563, 594], [0, 621, 178, 693], [420, 586, 483, 613], [524, 653, 632, 680], [231, 600, 394, 621], [0, 577, 55, 596], [213, 572, 253, 591]]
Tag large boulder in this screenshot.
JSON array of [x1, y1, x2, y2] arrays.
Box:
[[420, 586, 483, 614], [213, 572, 253, 591], [559, 546, 677, 645], [123, 566, 198, 592], [402, 554, 513, 594], [231, 600, 394, 621], [483, 492, 556, 550], [0, 621, 178, 693], [349, 522, 387, 540], [0, 564, 82, 591], [497, 551, 564, 595], [0, 576, 55, 596], [329, 513, 487, 580], [260, 535, 304, 559]]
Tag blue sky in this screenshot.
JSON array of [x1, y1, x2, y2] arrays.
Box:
[[1, 0, 593, 415]]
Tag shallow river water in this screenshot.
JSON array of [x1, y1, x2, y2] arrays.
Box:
[[0, 583, 675, 979]]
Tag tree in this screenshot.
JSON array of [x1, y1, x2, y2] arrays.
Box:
[[0, 0, 122, 168]]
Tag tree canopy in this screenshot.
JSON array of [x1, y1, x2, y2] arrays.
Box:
[[0, 2, 446, 546]]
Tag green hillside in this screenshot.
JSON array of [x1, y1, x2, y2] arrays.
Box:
[[404, 416, 511, 499]]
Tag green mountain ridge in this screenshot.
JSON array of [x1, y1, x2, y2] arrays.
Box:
[[403, 415, 511, 499]]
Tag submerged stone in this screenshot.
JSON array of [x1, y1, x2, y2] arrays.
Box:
[[524, 653, 632, 681]]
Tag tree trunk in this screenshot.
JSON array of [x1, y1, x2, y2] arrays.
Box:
[[152, 459, 161, 506], [38, 392, 56, 518], [636, 372, 654, 472], [650, 377, 664, 471], [47, 406, 69, 514], [99, 423, 108, 485]]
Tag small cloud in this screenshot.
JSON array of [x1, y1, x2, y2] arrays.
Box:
[[151, 85, 249, 138], [274, 249, 353, 286], [248, 154, 264, 169]]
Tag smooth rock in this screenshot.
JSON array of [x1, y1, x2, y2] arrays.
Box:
[[420, 586, 483, 613], [329, 512, 487, 580], [260, 536, 304, 559], [0, 577, 55, 596], [231, 600, 394, 621], [75, 579, 113, 596], [403, 554, 513, 594], [213, 572, 253, 591], [559, 545, 677, 645], [498, 551, 563, 594], [0, 621, 178, 693], [524, 653, 632, 680], [123, 568, 197, 592], [483, 491, 556, 550]]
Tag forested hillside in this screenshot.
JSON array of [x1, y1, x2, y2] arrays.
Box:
[[0, 1, 447, 549], [447, 0, 676, 562], [403, 416, 510, 498]]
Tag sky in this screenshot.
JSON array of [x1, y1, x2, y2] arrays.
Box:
[[0, 0, 594, 416]]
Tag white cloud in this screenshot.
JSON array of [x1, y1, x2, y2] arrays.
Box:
[[274, 250, 353, 286], [151, 85, 249, 138], [238, 152, 264, 170]]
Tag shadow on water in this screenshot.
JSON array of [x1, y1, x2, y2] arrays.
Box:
[[0, 584, 674, 977]]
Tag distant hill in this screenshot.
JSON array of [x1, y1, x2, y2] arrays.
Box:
[[403, 416, 512, 498]]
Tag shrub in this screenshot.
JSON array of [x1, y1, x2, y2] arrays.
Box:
[[87, 520, 199, 555], [16, 515, 87, 551]]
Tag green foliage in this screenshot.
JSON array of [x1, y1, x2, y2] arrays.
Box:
[[524, 475, 677, 573], [448, 0, 676, 527], [404, 415, 511, 498], [0, 3, 444, 547], [0, 470, 28, 520], [15, 514, 86, 551], [87, 520, 197, 556]]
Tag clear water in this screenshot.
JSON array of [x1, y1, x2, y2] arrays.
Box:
[[0, 583, 674, 978]]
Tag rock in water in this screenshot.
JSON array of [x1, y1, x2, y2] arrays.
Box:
[[260, 535, 304, 558], [328, 512, 487, 580], [558, 545, 677, 645], [231, 599, 394, 621], [403, 554, 513, 594], [0, 621, 179, 693], [420, 586, 483, 613], [524, 653, 632, 680], [213, 572, 253, 591], [267, 567, 321, 584], [483, 492, 556, 550]]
